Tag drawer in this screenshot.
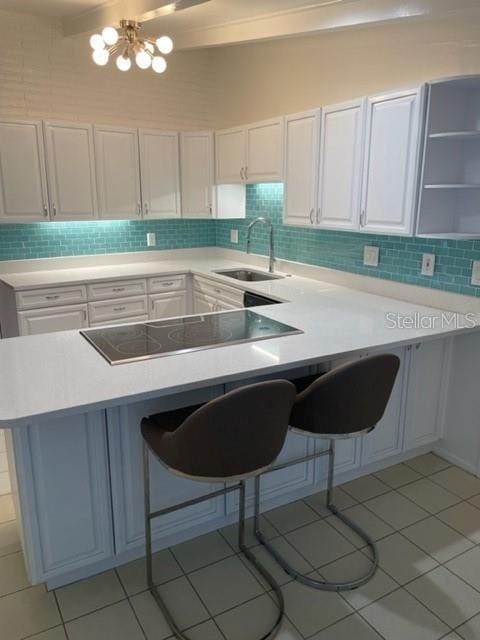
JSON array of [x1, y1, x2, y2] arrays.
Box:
[[148, 274, 187, 294], [87, 279, 147, 301], [90, 315, 148, 328], [18, 305, 88, 336], [193, 276, 244, 306], [16, 285, 87, 311], [88, 296, 148, 324]]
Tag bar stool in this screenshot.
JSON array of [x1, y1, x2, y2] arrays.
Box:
[[141, 379, 297, 640], [253, 354, 400, 592]]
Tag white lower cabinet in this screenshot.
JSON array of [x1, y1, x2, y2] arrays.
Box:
[[18, 304, 88, 336], [404, 340, 448, 450], [149, 291, 187, 320], [361, 347, 406, 465], [12, 411, 113, 583], [106, 391, 224, 553], [193, 291, 216, 314]]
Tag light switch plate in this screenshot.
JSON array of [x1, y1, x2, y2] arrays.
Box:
[[363, 245, 379, 267], [147, 233, 156, 247], [230, 229, 239, 244], [472, 260, 480, 286], [421, 253, 435, 277]]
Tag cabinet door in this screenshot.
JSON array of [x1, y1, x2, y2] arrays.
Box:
[[180, 131, 214, 218], [215, 127, 246, 184], [18, 304, 88, 336], [0, 120, 49, 222], [149, 292, 187, 320], [95, 126, 141, 219], [246, 118, 284, 182], [12, 411, 113, 583], [193, 291, 216, 314], [44, 122, 98, 220], [139, 129, 181, 219], [283, 110, 320, 227], [404, 340, 447, 450], [361, 347, 406, 464], [106, 392, 224, 553], [361, 87, 424, 235], [317, 99, 365, 230]]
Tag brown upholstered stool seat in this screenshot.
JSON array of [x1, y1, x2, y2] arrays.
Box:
[[141, 379, 297, 640], [253, 354, 401, 593]]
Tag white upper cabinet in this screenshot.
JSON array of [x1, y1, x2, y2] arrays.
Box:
[[0, 120, 49, 223], [360, 87, 424, 235], [44, 122, 98, 221], [94, 125, 141, 219], [245, 117, 284, 182], [317, 99, 366, 230], [283, 109, 321, 227], [180, 131, 214, 218], [215, 126, 246, 184], [138, 129, 180, 219], [215, 118, 284, 184]]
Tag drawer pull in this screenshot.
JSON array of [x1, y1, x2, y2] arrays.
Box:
[[113, 306, 126, 312], [45, 294, 60, 300], [112, 287, 126, 292], [161, 281, 175, 287]]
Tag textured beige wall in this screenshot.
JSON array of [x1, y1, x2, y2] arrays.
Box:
[[0, 10, 215, 130], [211, 17, 480, 127]]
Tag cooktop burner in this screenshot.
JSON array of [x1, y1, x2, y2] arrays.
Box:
[[81, 309, 302, 365]]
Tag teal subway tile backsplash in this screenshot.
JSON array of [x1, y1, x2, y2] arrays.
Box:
[[0, 218, 216, 261], [1, 183, 480, 298], [216, 184, 480, 298]]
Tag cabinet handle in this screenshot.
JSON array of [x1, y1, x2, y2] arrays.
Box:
[[240, 167, 244, 180], [112, 287, 125, 292], [207, 205, 213, 216], [52, 204, 57, 217], [244, 166, 248, 180], [161, 281, 174, 287], [45, 294, 60, 300], [309, 208, 314, 224], [43, 204, 49, 217], [113, 306, 126, 312], [144, 202, 149, 216], [360, 209, 366, 227], [137, 203, 142, 216], [316, 207, 321, 224]]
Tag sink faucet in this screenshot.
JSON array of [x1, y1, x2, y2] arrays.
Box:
[[246, 217, 275, 273]]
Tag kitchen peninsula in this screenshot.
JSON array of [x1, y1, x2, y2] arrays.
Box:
[[0, 248, 479, 590]]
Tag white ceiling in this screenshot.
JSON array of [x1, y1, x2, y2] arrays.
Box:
[[2, 0, 480, 48], [0, 0, 104, 18]]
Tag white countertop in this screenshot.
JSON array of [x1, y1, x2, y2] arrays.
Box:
[[1, 254, 478, 427]]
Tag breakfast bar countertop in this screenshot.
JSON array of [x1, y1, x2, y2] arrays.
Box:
[[0, 252, 479, 427]]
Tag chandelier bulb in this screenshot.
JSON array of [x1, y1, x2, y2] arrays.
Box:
[[135, 49, 151, 69], [92, 49, 109, 66], [102, 26, 119, 46], [156, 35, 173, 55], [152, 56, 167, 74], [89, 34, 105, 50], [116, 54, 131, 71]]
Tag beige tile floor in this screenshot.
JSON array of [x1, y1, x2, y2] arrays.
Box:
[[3, 453, 480, 639]]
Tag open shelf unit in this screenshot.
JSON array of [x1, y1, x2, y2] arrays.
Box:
[[417, 76, 480, 238]]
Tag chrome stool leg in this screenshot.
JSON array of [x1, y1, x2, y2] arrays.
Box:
[[253, 440, 379, 592], [144, 442, 285, 640]]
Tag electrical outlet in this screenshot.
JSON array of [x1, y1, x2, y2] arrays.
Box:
[[421, 253, 435, 277], [363, 245, 379, 267], [146, 232, 156, 247], [472, 260, 480, 286], [230, 229, 239, 244]]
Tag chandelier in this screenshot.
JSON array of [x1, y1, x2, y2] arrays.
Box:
[[90, 20, 174, 73]]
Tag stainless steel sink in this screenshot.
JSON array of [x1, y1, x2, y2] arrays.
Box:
[[214, 269, 284, 282]]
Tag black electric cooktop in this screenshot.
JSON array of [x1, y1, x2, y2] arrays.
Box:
[[81, 309, 302, 365]]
